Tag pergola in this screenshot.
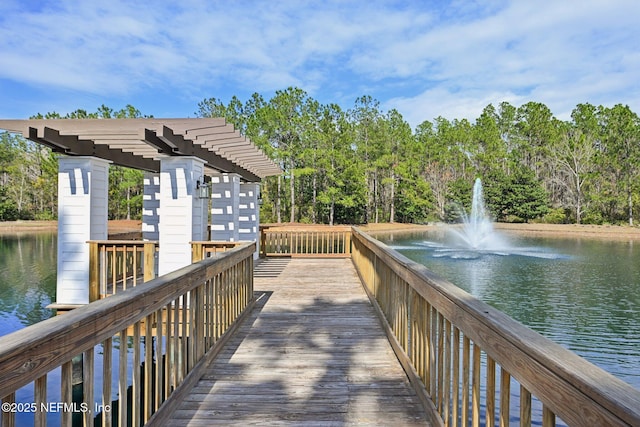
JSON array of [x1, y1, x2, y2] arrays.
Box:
[[0, 118, 281, 181], [0, 118, 281, 306]]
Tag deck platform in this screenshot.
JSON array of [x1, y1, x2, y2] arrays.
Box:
[[165, 258, 430, 426]]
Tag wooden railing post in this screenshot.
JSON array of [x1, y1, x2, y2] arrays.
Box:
[[192, 242, 203, 263], [89, 241, 99, 302], [260, 228, 267, 257], [144, 242, 156, 282]]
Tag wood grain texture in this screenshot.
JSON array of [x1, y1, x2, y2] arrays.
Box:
[[164, 258, 431, 426]]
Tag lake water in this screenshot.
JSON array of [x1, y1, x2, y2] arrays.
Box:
[[0, 233, 57, 336], [378, 228, 640, 392]]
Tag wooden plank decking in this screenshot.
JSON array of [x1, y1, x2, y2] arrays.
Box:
[[165, 258, 431, 426]]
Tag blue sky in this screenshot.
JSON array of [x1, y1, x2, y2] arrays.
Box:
[[1, 0, 639, 129]]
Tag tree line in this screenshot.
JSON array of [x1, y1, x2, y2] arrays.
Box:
[[1, 90, 639, 225]]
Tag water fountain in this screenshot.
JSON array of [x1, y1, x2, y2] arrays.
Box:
[[420, 178, 561, 259], [447, 178, 505, 250]]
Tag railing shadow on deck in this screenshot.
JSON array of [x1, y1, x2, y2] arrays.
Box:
[[179, 288, 427, 425], [0, 242, 256, 427]]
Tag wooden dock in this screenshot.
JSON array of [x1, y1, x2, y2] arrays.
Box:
[[165, 258, 430, 426]]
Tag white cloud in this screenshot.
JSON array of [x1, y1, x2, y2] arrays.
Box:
[[0, 0, 639, 123]]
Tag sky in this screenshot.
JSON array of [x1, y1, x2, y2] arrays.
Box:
[[1, 0, 639, 129]]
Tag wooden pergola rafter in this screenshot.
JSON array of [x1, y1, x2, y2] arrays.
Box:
[[0, 118, 281, 181]]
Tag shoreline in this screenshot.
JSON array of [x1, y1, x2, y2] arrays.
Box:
[[2, 220, 640, 240], [357, 222, 640, 241], [0, 220, 142, 236]]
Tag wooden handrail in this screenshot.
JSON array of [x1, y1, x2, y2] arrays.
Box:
[[0, 242, 255, 426], [350, 227, 640, 426]]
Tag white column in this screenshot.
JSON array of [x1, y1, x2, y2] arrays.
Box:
[[142, 172, 160, 241], [158, 157, 207, 276], [56, 156, 111, 305], [210, 173, 240, 241], [239, 183, 260, 258]]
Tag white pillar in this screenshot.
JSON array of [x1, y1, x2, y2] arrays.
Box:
[[158, 157, 207, 276], [210, 173, 240, 241], [56, 157, 110, 305], [142, 172, 160, 241], [239, 183, 260, 258]]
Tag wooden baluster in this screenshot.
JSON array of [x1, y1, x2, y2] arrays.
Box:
[[144, 314, 153, 422], [443, 319, 451, 424], [542, 405, 556, 427], [196, 286, 205, 361], [426, 302, 434, 397], [83, 347, 95, 426], [34, 375, 46, 427], [472, 344, 481, 427], [437, 312, 444, 412], [102, 338, 112, 427], [520, 386, 532, 427], [2, 392, 16, 427], [181, 294, 188, 380], [461, 336, 470, 426], [121, 246, 127, 291], [132, 322, 141, 427], [61, 360, 72, 427], [156, 307, 164, 412], [132, 245, 138, 287], [189, 290, 197, 371], [110, 245, 117, 294], [100, 245, 107, 297], [452, 327, 460, 427], [118, 330, 127, 427], [486, 355, 496, 427], [500, 368, 511, 427], [174, 297, 181, 388]]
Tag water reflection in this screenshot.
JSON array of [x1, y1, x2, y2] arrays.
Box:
[[383, 231, 640, 391], [0, 233, 56, 336]]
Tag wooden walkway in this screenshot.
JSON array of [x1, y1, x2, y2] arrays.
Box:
[[165, 258, 431, 426]]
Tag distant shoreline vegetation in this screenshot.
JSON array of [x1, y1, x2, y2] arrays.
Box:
[[2, 93, 639, 226], [2, 221, 640, 242]]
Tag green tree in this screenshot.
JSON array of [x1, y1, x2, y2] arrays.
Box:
[[349, 96, 386, 223], [599, 104, 640, 225], [0, 186, 18, 221], [551, 123, 598, 224], [488, 168, 548, 222]]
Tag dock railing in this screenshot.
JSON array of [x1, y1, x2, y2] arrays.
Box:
[[88, 241, 246, 301], [88, 240, 158, 301], [350, 227, 640, 427], [0, 242, 255, 427], [260, 224, 351, 257]]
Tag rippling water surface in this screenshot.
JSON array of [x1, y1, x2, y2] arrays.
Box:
[[380, 228, 640, 391], [0, 233, 56, 336]]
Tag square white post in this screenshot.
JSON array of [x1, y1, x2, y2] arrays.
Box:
[[158, 157, 207, 276], [56, 156, 111, 305], [239, 183, 260, 258], [142, 172, 160, 241], [210, 173, 240, 242]]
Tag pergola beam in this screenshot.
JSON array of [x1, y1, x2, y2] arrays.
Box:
[[0, 118, 280, 180]]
